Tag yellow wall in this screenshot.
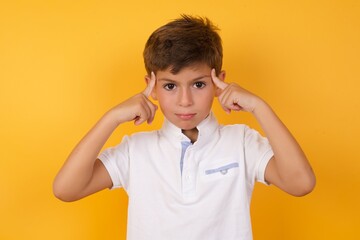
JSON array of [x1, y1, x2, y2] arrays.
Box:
[[1, 0, 359, 239]]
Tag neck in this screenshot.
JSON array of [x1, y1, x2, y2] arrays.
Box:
[[182, 128, 199, 143]]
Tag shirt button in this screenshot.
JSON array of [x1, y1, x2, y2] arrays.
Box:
[[220, 169, 228, 175]]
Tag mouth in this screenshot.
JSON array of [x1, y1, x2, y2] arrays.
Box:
[[175, 113, 196, 120]]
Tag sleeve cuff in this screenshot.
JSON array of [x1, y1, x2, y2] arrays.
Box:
[[256, 148, 274, 185], [98, 154, 122, 190]]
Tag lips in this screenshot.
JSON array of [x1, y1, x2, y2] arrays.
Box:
[[175, 113, 196, 120]]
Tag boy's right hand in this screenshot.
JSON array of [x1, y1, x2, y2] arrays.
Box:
[[54, 72, 158, 202], [110, 72, 158, 126]]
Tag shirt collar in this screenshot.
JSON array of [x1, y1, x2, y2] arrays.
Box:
[[160, 112, 219, 148]]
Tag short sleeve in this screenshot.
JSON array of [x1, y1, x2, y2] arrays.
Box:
[[243, 126, 274, 185], [98, 136, 130, 190]]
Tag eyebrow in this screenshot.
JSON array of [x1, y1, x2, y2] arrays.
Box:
[[157, 75, 211, 83]]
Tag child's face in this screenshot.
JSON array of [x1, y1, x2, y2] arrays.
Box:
[[150, 63, 222, 130]]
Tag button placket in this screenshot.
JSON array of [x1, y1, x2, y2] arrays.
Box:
[[181, 149, 196, 197]]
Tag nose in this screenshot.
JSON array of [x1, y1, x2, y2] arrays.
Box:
[[178, 88, 193, 107]]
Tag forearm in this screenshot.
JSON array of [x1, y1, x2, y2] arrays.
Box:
[[53, 78, 157, 201], [253, 99, 315, 194], [211, 72, 315, 195], [53, 111, 119, 198]]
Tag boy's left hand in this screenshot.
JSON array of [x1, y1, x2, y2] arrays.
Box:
[[211, 69, 261, 114], [212, 69, 316, 196]]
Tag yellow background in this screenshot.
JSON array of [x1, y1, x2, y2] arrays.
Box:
[[1, 0, 359, 239]]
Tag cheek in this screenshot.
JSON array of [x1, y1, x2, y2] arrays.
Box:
[[156, 91, 173, 109], [202, 97, 215, 108], [198, 89, 215, 103]]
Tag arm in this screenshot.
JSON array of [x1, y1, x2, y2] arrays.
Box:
[[211, 69, 316, 196], [53, 73, 158, 202], [253, 100, 315, 196]]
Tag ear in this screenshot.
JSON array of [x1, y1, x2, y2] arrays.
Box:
[[215, 70, 226, 97], [145, 75, 157, 100]]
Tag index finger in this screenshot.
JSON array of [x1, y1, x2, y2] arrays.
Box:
[[211, 69, 228, 90], [143, 71, 156, 97]]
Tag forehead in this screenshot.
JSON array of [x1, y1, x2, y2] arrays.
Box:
[[156, 63, 212, 82]]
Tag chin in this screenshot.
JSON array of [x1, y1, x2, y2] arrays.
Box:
[[172, 121, 196, 130], [181, 126, 197, 131]]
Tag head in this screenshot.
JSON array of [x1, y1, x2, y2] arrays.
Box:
[[143, 15, 225, 132], [143, 14, 223, 75]]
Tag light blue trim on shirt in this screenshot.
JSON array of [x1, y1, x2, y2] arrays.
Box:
[[180, 141, 191, 175], [205, 162, 239, 175]]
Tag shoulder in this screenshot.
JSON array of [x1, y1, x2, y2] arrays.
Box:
[[126, 129, 160, 144], [219, 123, 267, 144], [219, 123, 249, 136], [220, 123, 264, 135], [106, 130, 159, 155], [215, 124, 249, 146]]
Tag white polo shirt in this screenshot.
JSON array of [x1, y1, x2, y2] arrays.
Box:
[[99, 112, 273, 240]]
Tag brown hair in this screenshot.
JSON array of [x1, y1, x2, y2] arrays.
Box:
[[143, 15, 223, 75]]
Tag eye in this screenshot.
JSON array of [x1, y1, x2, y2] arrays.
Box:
[[193, 81, 206, 89], [164, 83, 176, 91]]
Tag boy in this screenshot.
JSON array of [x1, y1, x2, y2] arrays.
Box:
[[53, 15, 315, 239]]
